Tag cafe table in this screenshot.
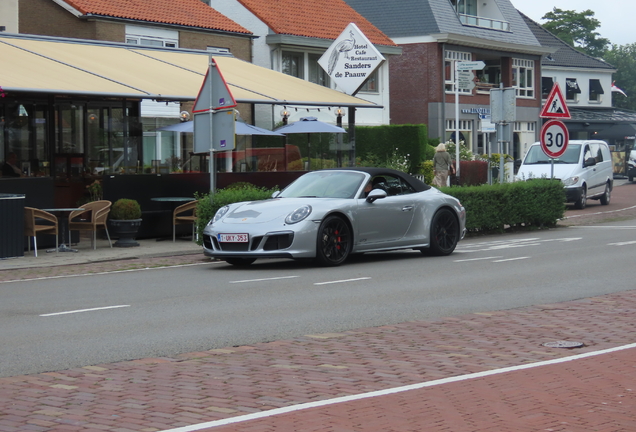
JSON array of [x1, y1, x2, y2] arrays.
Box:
[[40, 207, 85, 252]]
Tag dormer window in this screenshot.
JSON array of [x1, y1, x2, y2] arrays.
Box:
[[449, 0, 510, 31]]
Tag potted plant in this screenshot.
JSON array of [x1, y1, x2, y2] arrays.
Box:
[[108, 198, 142, 247]]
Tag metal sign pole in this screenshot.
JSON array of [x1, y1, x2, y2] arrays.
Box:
[[454, 61, 460, 180]]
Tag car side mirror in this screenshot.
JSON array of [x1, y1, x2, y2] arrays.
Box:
[[271, 191, 281, 198], [584, 157, 597, 167], [366, 188, 387, 203]]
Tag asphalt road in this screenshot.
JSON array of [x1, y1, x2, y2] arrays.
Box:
[[1, 217, 634, 378]]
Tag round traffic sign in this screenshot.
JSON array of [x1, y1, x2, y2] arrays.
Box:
[[540, 119, 569, 158]]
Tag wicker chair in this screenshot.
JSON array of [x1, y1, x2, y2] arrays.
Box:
[[24, 207, 58, 257], [173, 200, 198, 242], [68, 200, 112, 249]]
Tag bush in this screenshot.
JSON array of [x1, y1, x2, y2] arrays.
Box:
[[440, 179, 566, 232], [194, 184, 277, 244], [109, 198, 142, 220]]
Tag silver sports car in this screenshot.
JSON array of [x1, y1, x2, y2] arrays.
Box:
[[202, 168, 466, 266]]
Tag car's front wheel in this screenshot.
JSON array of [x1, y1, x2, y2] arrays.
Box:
[[425, 208, 459, 256], [225, 258, 256, 266], [315, 215, 351, 266], [574, 186, 587, 209]]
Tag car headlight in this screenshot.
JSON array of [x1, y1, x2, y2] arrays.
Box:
[[285, 205, 312, 224], [561, 176, 579, 187], [209, 205, 230, 225]]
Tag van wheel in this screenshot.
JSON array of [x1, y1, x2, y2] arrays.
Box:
[[574, 186, 587, 209], [600, 183, 611, 205]]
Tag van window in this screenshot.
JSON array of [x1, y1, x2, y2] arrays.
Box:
[[589, 143, 604, 162], [523, 144, 581, 164]]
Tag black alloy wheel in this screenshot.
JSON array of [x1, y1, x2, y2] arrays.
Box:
[[315, 215, 352, 266], [426, 208, 459, 256]]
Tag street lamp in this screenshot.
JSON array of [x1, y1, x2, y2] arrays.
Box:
[[280, 108, 290, 125]]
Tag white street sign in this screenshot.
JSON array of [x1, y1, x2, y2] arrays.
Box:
[[318, 23, 385, 95], [457, 61, 486, 71], [457, 70, 475, 90]]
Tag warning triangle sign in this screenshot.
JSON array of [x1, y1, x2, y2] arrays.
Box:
[[540, 82, 571, 119], [193, 58, 237, 113]]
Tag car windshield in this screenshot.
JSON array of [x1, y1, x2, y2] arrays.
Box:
[[279, 171, 366, 199], [523, 144, 581, 164]]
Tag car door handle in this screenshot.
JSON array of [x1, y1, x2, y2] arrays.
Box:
[[402, 206, 414, 212]]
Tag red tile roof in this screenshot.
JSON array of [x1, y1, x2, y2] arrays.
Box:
[[60, 0, 252, 35], [236, 0, 396, 46]]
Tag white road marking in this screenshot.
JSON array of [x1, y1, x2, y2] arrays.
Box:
[[40, 305, 130, 317], [229, 276, 299, 284], [608, 240, 636, 246], [158, 343, 636, 432], [492, 257, 530, 263], [453, 256, 503, 262], [571, 225, 636, 229], [460, 237, 580, 253], [314, 277, 371, 286]]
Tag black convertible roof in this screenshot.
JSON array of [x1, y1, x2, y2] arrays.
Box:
[[325, 167, 431, 192]]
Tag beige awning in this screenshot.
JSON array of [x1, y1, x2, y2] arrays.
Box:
[[0, 35, 378, 108]]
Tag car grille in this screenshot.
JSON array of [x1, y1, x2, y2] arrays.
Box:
[[204, 233, 294, 252]]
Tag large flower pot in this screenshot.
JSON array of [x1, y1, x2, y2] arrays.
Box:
[[108, 219, 142, 247]]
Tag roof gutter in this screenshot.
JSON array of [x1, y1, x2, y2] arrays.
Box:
[[431, 33, 556, 56]]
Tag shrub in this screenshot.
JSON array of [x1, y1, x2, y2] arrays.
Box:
[[194, 184, 277, 244], [441, 179, 565, 232], [109, 198, 142, 220]]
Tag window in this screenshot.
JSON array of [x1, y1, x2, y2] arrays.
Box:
[[207, 47, 230, 55], [126, 25, 178, 48], [542, 77, 554, 99], [445, 50, 472, 93], [358, 69, 379, 93], [589, 79, 604, 102], [512, 59, 534, 98], [282, 52, 330, 88], [445, 119, 473, 150], [282, 51, 304, 78], [565, 78, 581, 102], [308, 53, 329, 87]]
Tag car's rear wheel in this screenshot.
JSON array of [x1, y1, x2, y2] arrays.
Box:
[[600, 182, 611, 205], [425, 208, 459, 256], [225, 258, 256, 266], [574, 186, 587, 209], [315, 215, 351, 266]]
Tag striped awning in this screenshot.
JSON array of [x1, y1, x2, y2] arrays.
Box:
[[0, 34, 379, 108]]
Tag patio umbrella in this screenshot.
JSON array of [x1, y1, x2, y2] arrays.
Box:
[[155, 121, 283, 136], [274, 117, 347, 169]]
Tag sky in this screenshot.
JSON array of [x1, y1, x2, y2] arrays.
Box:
[[513, 0, 636, 46]]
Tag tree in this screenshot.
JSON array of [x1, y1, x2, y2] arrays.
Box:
[[603, 44, 636, 111], [541, 8, 610, 58]]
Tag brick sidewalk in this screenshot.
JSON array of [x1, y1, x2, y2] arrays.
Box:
[[1, 290, 634, 432]]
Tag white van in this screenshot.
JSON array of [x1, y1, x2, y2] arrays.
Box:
[[515, 140, 613, 209]]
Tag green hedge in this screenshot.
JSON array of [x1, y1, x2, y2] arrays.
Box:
[[440, 179, 566, 232]]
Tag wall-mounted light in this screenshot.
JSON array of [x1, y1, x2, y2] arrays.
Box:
[[280, 108, 290, 125], [180, 111, 190, 122], [88, 113, 98, 124]]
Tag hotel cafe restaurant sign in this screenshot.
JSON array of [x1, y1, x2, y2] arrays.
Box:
[[318, 23, 385, 96]]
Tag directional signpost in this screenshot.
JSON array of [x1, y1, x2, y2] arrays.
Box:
[[453, 61, 485, 179]]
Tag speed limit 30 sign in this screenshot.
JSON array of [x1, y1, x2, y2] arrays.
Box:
[[540, 119, 569, 158]]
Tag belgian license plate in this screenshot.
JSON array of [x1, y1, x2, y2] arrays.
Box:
[[218, 233, 249, 243]]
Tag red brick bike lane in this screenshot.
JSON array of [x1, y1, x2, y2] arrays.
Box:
[[1, 290, 635, 432], [205, 345, 636, 432]]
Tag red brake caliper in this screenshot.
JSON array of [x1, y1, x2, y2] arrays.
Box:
[[334, 229, 341, 250]]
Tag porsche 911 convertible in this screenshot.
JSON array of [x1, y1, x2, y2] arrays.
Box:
[[202, 168, 466, 266]]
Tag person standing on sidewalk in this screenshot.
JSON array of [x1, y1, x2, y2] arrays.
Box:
[[432, 143, 451, 187]]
